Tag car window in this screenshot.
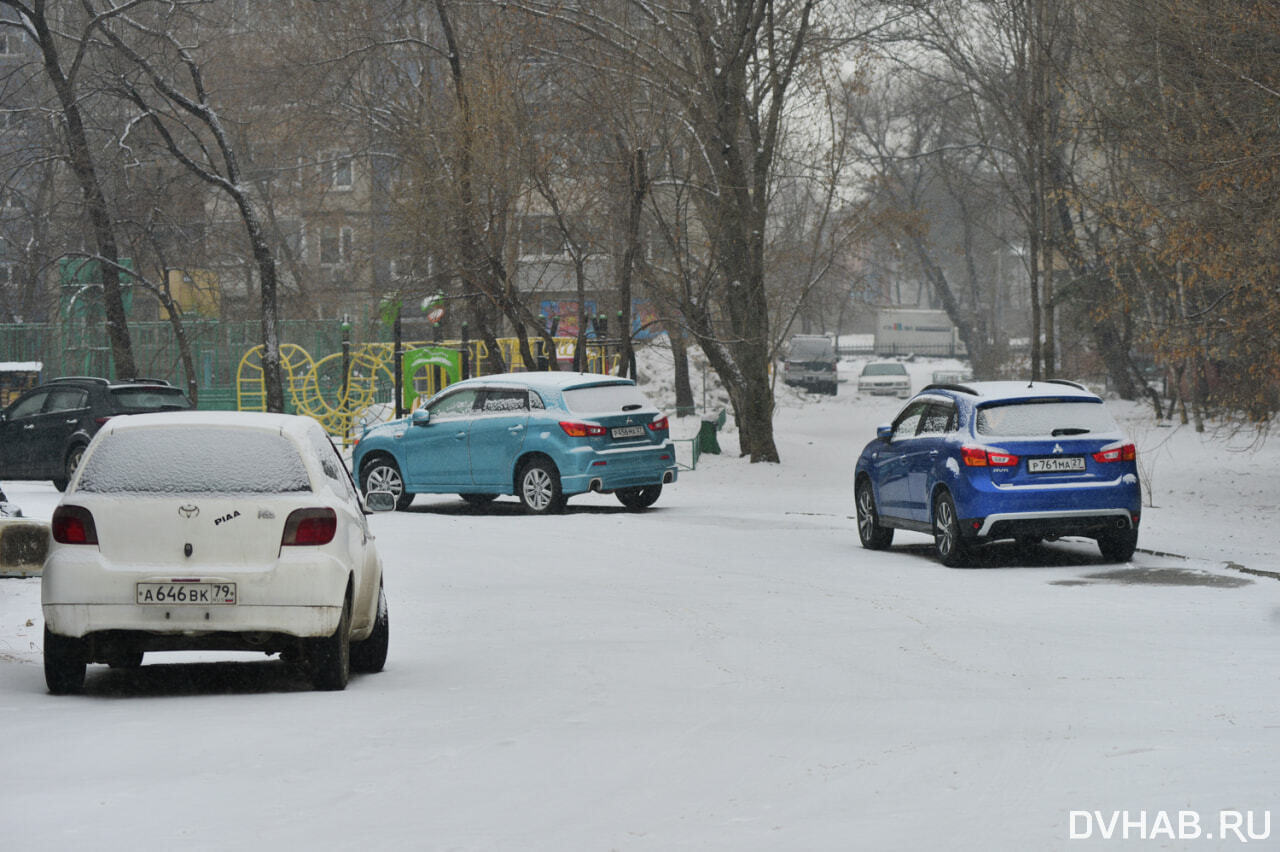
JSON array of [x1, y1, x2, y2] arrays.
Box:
[[862, 363, 907, 376], [77, 426, 312, 493], [109, 387, 192, 411], [7, 390, 49, 420], [45, 387, 89, 413], [891, 401, 928, 440], [479, 388, 529, 414], [428, 388, 480, 418], [307, 422, 358, 502], [562, 383, 653, 414], [976, 399, 1116, 437], [918, 401, 956, 436], [530, 391, 545, 410]]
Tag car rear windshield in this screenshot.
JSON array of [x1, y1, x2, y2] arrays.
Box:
[[862, 363, 907, 376], [788, 339, 834, 360], [77, 426, 311, 493], [562, 384, 654, 414], [110, 386, 192, 411], [975, 399, 1118, 437]]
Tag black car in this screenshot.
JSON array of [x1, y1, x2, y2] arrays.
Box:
[[0, 377, 192, 490]]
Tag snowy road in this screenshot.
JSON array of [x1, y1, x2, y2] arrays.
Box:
[[2, 384, 1278, 851]]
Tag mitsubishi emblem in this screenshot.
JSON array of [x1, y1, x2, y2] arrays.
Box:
[[178, 504, 200, 519], [1052, 443, 1064, 454]]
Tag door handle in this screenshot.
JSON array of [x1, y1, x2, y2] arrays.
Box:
[[508, 424, 524, 433], [22, 424, 35, 430], [65, 418, 79, 425], [455, 431, 467, 439]]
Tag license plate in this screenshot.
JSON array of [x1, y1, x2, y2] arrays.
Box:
[[137, 582, 236, 605], [1028, 456, 1086, 473], [611, 426, 645, 439]]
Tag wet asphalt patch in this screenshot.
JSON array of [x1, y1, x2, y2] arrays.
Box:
[[1051, 567, 1253, 588]]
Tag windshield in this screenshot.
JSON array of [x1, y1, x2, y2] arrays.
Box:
[[110, 387, 192, 411], [788, 339, 833, 360], [975, 399, 1118, 437], [562, 384, 655, 414], [862, 363, 907, 376], [78, 426, 311, 493]]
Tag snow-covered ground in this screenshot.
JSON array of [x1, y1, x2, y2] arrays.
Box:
[[2, 354, 1278, 851]]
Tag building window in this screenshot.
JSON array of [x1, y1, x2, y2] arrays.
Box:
[[322, 152, 353, 190], [519, 215, 565, 258], [320, 226, 353, 265]]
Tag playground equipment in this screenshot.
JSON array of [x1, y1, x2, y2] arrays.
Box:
[[234, 336, 621, 442]]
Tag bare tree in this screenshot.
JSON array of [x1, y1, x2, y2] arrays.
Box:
[[0, 0, 139, 377]]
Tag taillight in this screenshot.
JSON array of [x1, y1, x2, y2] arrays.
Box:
[[647, 415, 669, 432], [281, 508, 337, 546], [962, 446, 1020, 467], [1092, 442, 1136, 463], [52, 505, 98, 545], [94, 416, 111, 426], [559, 421, 607, 437]]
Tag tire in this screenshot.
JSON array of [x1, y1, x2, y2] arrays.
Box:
[[616, 485, 662, 511], [52, 443, 87, 492], [933, 492, 972, 568], [361, 456, 413, 511], [309, 593, 352, 691], [44, 626, 87, 695], [350, 585, 389, 674], [517, 458, 565, 514], [1097, 527, 1139, 563], [459, 493, 498, 507], [855, 478, 894, 550]]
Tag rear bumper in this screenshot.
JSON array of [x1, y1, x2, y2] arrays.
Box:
[[965, 508, 1136, 540], [43, 602, 342, 641], [559, 442, 678, 495]]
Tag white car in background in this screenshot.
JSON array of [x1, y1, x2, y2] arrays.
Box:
[[857, 361, 912, 398], [41, 411, 395, 694]]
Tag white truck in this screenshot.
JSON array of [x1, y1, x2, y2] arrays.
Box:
[[874, 309, 964, 357]]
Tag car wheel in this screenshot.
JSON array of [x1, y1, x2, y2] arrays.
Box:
[[309, 593, 351, 691], [44, 626, 87, 695], [361, 456, 413, 511], [52, 443, 88, 492], [616, 485, 662, 511], [1097, 527, 1139, 563], [350, 584, 389, 674], [459, 493, 497, 507], [517, 458, 565, 514], [855, 479, 894, 550], [933, 492, 972, 567]]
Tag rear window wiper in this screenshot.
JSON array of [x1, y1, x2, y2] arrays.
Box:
[[1051, 427, 1091, 436], [621, 404, 643, 411]]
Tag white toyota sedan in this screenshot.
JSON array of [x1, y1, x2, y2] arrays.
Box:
[[41, 411, 394, 693]]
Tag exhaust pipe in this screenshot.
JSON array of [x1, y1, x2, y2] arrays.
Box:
[[663, 471, 675, 484], [589, 478, 603, 492]]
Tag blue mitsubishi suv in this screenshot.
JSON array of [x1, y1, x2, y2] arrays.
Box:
[[854, 380, 1141, 566]]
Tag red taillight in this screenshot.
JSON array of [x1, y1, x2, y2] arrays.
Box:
[[281, 508, 337, 546], [94, 416, 111, 426], [1093, 442, 1136, 463], [962, 446, 1019, 467], [559, 421, 606, 437], [647, 415, 669, 432], [52, 505, 98, 545]]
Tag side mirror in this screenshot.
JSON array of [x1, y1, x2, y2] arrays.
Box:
[[364, 490, 398, 513], [876, 424, 893, 442], [411, 409, 431, 427]]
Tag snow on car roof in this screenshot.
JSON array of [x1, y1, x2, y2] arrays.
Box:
[[449, 371, 633, 392], [98, 410, 319, 436], [950, 380, 1100, 402]]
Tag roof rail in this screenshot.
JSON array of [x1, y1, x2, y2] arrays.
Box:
[[1045, 379, 1087, 391], [47, 376, 109, 385], [921, 382, 978, 396], [126, 377, 174, 386]]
